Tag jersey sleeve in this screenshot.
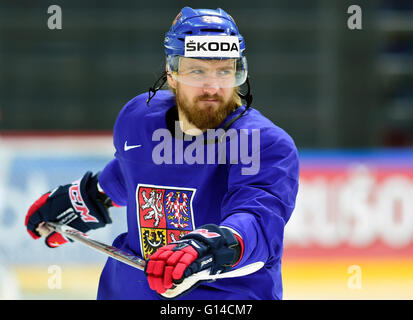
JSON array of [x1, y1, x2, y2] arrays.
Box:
[[220, 127, 299, 268], [98, 158, 127, 207]]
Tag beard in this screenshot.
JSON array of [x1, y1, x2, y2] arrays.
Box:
[[175, 86, 239, 131]]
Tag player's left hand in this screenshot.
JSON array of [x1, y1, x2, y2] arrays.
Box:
[[25, 171, 113, 248], [144, 224, 241, 298]]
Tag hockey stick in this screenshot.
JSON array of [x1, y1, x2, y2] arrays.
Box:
[[47, 222, 146, 270], [46, 222, 264, 298]]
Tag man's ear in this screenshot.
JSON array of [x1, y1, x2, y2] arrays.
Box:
[[166, 66, 177, 90]]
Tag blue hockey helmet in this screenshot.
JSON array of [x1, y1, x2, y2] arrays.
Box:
[[147, 7, 252, 111], [164, 7, 246, 57], [164, 7, 248, 89]]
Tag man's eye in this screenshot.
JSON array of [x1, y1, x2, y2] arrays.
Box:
[[190, 69, 204, 75], [217, 69, 233, 76]]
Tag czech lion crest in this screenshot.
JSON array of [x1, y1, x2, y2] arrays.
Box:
[[136, 184, 196, 260]]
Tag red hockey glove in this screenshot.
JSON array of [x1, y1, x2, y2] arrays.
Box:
[[144, 224, 243, 298], [25, 171, 113, 248]]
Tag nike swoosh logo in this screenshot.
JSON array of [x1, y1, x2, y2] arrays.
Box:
[[124, 141, 142, 151]]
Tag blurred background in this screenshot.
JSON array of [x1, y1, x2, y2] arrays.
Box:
[[0, 0, 412, 299]]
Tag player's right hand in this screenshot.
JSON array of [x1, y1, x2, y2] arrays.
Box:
[[24, 171, 113, 248], [144, 224, 242, 298]]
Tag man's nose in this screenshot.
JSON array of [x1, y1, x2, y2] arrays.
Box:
[[202, 85, 219, 95], [202, 78, 220, 94]]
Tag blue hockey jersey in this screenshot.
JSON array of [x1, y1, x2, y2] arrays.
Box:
[[96, 90, 299, 300]]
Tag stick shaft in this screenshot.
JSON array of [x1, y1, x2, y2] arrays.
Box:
[[47, 223, 264, 281], [47, 222, 146, 270]]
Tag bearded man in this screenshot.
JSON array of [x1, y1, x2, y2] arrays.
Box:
[[25, 7, 299, 300]]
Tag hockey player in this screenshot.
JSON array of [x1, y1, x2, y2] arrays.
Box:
[[25, 7, 299, 299]]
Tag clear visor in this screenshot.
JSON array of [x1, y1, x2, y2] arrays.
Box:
[[166, 56, 248, 88]]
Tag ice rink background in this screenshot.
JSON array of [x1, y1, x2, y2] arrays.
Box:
[[1, 0, 413, 300]]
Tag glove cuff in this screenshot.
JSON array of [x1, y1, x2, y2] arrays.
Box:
[[181, 224, 238, 274], [79, 171, 112, 225], [221, 227, 244, 267]]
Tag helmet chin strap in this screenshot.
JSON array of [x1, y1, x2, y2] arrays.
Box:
[[146, 71, 168, 106], [220, 76, 253, 133]]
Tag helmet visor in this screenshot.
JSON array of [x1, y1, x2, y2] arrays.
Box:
[[167, 56, 247, 89]]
